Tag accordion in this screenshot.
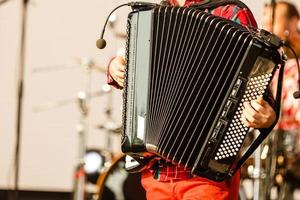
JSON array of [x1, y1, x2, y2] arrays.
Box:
[[121, 6, 283, 181]]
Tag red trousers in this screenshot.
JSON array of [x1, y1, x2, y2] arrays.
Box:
[[141, 171, 240, 200]]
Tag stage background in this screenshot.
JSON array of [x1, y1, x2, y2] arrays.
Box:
[[0, 0, 299, 192]]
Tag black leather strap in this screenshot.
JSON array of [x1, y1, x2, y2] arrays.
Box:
[[189, 0, 250, 10]]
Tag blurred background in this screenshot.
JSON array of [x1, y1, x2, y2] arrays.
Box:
[[0, 0, 300, 200]]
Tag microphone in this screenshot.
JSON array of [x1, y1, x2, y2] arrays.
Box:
[[282, 41, 300, 99], [291, 53, 300, 99], [96, 3, 127, 49], [96, 2, 158, 49], [96, 38, 106, 49], [293, 79, 300, 99], [293, 90, 300, 99]]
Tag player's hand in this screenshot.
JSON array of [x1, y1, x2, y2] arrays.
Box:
[[109, 56, 125, 87], [241, 96, 276, 128]]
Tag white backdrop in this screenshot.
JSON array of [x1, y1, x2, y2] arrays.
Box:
[[0, 0, 299, 192]]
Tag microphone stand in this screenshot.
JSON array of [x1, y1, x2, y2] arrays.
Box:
[[14, 0, 29, 199], [271, 0, 276, 33], [0, 0, 11, 5], [252, 138, 262, 200]]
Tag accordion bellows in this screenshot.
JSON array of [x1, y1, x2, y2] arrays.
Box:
[[122, 6, 281, 181]]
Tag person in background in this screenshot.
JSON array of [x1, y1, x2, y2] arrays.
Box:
[[107, 0, 277, 199], [263, 1, 300, 57], [263, 0, 300, 196]]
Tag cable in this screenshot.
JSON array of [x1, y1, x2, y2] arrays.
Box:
[[282, 41, 300, 99], [96, 2, 158, 49], [96, 3, 129, 49]]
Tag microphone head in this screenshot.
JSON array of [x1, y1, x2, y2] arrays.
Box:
[[96, 38, 107, 49], [293, 91, 300, 99]]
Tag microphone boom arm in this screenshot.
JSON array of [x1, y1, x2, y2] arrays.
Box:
[[96, 2, 158, 49]]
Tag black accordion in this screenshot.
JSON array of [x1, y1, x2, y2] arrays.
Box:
[[121, 6, 282, 181]]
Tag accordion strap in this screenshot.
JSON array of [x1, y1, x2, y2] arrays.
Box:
[[228, 60, 286, 178], [189, 0, 250, 10]]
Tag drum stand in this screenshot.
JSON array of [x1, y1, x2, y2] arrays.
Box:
[[252, 137, 262, 200], [247, 130, 277, 200], [250, 130, 268, 200], [73, 58, 93, 200]]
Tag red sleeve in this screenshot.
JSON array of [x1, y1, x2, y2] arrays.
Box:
[[236, 8, 257, 28], [211, 5, 257, 28]]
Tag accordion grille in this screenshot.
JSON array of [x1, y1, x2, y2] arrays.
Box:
[[147, 7, 250, 165]]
